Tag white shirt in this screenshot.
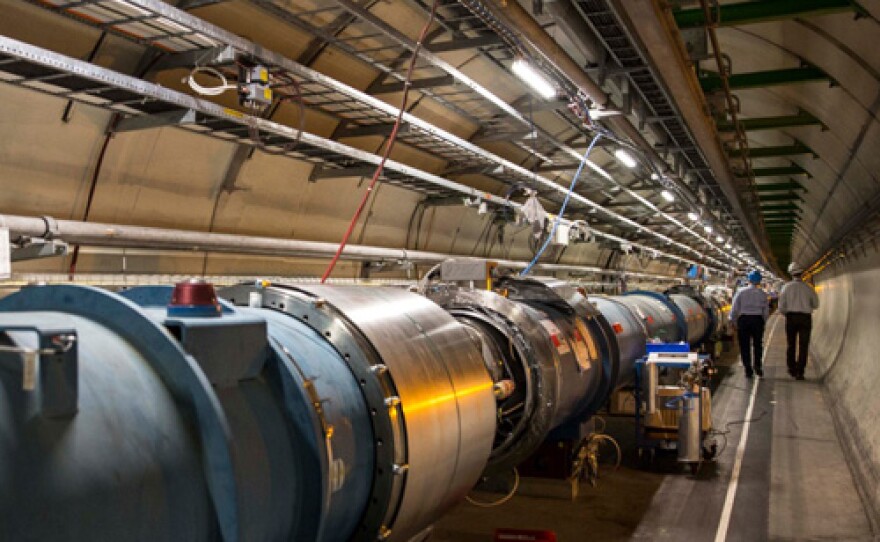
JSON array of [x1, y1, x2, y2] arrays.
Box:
[[730, 284, 769, 321], [779, 279, 819, 314]]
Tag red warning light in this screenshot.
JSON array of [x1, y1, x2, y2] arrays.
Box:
[[494, 528, 557, 542]]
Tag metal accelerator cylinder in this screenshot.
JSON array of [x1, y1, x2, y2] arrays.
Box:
[[617, 291, 684, 343], [668, 294, 709, 346], [0, 282, 496, 542], [425, 276, 617, 472], [587, 295, 648, 388]]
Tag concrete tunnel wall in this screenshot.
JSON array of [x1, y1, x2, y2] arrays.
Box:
[[811, 242, 880, 528]]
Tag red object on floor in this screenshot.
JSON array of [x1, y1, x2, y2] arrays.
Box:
[[494, 528, 557, 541]]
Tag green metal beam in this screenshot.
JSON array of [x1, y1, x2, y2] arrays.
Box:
[[758, 193, 805, 202], [674, 0, 856, 28], [754, 181, 807, 192], [763, 205, 802, 210], [718, 111, 824, 132], [747, 165, 810, 178], [728, 141, 816, 159], [760, 203, 801, 211], [700, 66, 832, 93]]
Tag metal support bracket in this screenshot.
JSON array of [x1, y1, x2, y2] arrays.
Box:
[[152, 45, 237, 71], [11, 238, 69, 262], [0, 322, 78, 418], [114, 108, 200, 133], [309, 165, 377, 182]]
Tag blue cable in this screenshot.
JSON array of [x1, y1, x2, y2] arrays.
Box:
[[520, 132, 603, 276]]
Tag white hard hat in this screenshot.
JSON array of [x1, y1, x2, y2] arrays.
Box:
[[788, 262, 804, 275]]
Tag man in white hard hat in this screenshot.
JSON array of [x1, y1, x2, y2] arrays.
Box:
[[779, 262, 819, 380]]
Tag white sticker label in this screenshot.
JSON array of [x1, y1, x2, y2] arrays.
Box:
[[22, 350, 37, 391], [0, 227, 9, 280]]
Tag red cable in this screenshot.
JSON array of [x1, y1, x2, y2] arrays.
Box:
[[320, 0, 439, 283]]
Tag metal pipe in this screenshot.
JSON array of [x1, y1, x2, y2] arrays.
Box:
[[1, 214, 687, 281]]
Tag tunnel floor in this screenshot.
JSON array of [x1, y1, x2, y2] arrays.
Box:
[[432, 315, 876, 541]]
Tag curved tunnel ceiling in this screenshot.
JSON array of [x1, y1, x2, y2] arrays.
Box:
[[668, 0, 880, 271]]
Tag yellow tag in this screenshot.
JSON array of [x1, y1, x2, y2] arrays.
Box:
[[263, 88, 273, 101], [223, 108, 245, 118], [260, 68, 268, 82]]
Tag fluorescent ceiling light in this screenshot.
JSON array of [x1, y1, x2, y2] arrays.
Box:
[[614, 149, 637, 168], [511, 59, 556, 100], [660, 190, 675, 202], [724, 242, 732, 249], [687, 212, 699, 221], [650, 173, 660, 181], [715, 235, 724, 243], [589, 108, 623, 118], [703, 224, 713, 233]]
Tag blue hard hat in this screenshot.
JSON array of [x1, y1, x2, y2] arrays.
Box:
[[747, 270, 762, 283]]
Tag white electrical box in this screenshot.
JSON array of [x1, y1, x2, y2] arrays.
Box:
[[553, 223, 571, 246]]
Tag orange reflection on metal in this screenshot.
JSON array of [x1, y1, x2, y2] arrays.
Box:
[[402, 382, 494, 413]]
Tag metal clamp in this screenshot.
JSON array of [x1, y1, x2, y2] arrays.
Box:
[[0, 324, 78, 417]]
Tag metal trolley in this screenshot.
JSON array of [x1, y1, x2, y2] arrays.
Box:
[[633, 343, 716, 474]]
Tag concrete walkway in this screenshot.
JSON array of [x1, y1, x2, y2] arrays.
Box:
[[634, 314, 875, 541]]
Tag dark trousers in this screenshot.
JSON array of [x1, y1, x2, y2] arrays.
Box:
[[737, 315, 765, 374], [785, 313, 812, 376]]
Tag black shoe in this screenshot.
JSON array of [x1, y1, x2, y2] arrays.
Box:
[[796, 374, 805, 381], [756, 369, 764, 378], [745, 371, 754, 379]]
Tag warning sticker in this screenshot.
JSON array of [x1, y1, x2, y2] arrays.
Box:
[[539, 318, 570, 356], [572, 321, 595, 372]]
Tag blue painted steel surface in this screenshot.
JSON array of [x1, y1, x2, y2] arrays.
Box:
[[0, 311, 215, 541], [249, 307, 374, 542], [668, 294, 710, 346], [588, 295, 647, 388], [0, 285, 238, 541], [0, 285, 369, 541]]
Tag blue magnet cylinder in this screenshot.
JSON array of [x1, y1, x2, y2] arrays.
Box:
[[0, 284, 374, 542]]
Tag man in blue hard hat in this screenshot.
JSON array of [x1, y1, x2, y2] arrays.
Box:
[[779, 262, 819, 380], [730, 270, 769, 378]]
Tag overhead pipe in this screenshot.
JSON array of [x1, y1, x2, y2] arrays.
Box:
[[474, 0, 767, 267], [1, 214, 690, 281]]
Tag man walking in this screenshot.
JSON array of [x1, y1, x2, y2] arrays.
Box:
[[730, 270, 769, 378], [779, 262, 819, 380]]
